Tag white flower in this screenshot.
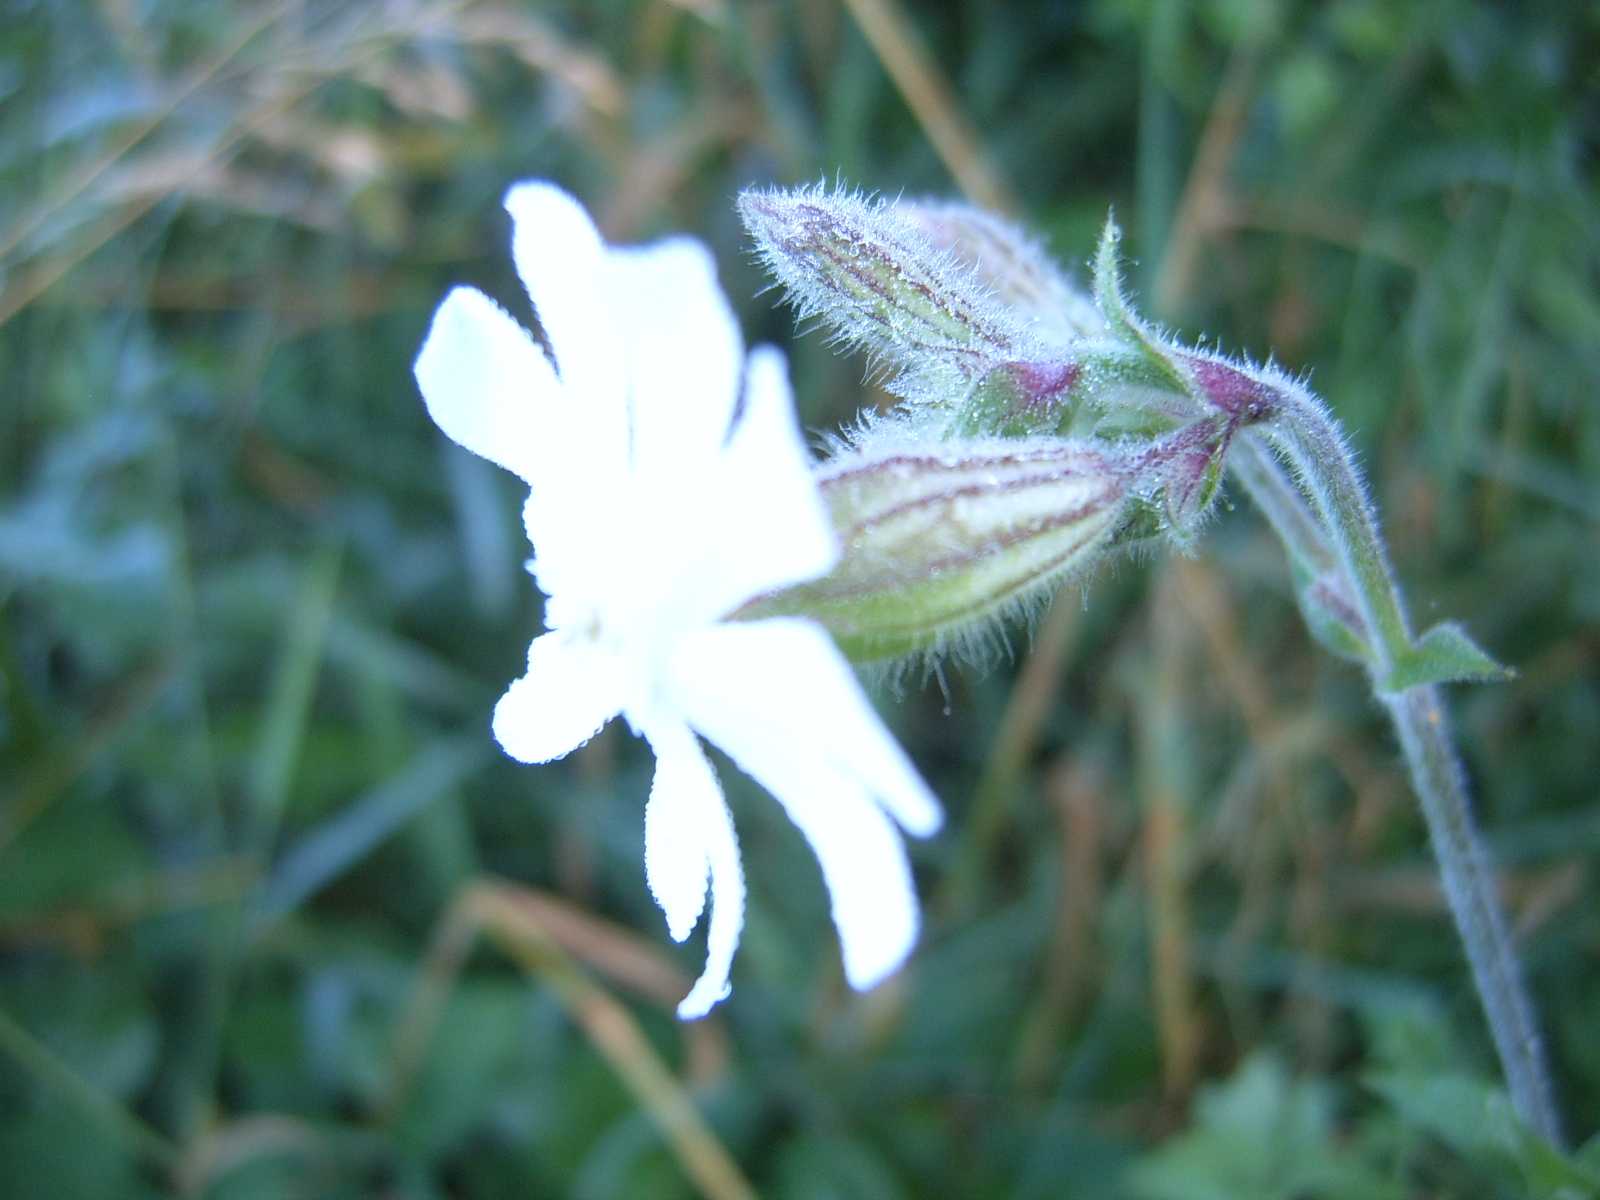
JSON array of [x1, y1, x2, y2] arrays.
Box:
[[413, 182, 944, 1019]]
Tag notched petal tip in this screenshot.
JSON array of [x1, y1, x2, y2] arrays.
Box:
[[638, 717, 746, 1021], [502, 179, 629, 434], [642, 721, 717, 945], [674, 790, 746, 1021]]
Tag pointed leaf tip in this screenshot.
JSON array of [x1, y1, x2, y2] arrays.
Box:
[[1381, 622, 1514, 693]]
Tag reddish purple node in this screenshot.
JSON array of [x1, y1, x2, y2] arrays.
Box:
[[1007, 360, 1080, 412], [1186, 355, 1275, 421]]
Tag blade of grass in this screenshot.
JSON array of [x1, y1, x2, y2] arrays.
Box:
[[1153, 29, 1261, 314], [1140, 566, 1201, 1103], [248, 542, 342, 852], [386, 880, 756, 1200], [0, 656, 172, 860], [1010, 758, 1106, 1093], [247, 736, 490, 931], [837, 0, 1014, 213], [1136, 0, 1185, 298], [0, 0, 296, 262], [941, 585, 1082, 914], [0, 1004, 179, 1172]]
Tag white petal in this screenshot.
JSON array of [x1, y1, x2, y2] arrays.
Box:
[[670, 619, 942, 992], [676, 805, 744, 1020], [414, 286, 555, 482], [792, 775, 920, 990], [678, 696, 920, 991], [636, 717, 747, 1020], [640, 718, 713, 943], [503, 182, 628, 479], [603, 238, 742, 482], [675, 618, 942, 836], [679, 348, 840, 621], [519, 484, 629, 610], [491, 632, 623, 764]]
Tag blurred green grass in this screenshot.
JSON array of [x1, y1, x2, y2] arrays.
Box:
[[1, 0, 1597, 1195]]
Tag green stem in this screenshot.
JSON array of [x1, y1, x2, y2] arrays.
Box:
[[1237, 404, 1562, 1145], [1386, 685, 1561, 1143], [1259, 390, 1411, 666], [1228, 435, 1336, 577]]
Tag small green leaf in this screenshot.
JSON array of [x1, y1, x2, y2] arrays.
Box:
[[1090, 215, 1189, 396], [1369, 1070, 1600, 1198], [1367, 1070, 1523, 1164], [1091, 214, 1135, 338], [1129, 1054, 1402, 1200], [1520, 1136, 1600, 1199], [1381, 621, 1515, 693], [1579, 1132, 1600, 1170]]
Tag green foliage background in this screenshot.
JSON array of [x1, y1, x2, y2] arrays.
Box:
[[2, 0, 1596, 1195]]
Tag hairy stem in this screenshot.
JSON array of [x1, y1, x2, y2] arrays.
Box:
[[1259, 389, 1411, 666], [1228, 434, 1335, 577], [1231, 419, 1562, 1145], [1386, 685, 1561, 1143]]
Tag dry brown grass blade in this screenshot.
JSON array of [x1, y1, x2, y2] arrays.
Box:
[[385, 879, 753, 1200], [0, 0, 623, 330], [493, 885, 732, 1082], [1152, 36, 1259, 314], [1169, 558, 1340, 1060], [0, 0, 297, 264], [1010, 758, 1106, 1092], [0, 858, 254, 957], [599, 104, 760, 237], [1333, 860, 1585, 941], [0, 49, 323, 328], [453, 4, 625, 116], [174, 1114, 324, 1197], [1140, 567, 1202, 1103], [838, 0, 1015, 214], [0, 657, 173, 859], [941, 586, 1083, 912]]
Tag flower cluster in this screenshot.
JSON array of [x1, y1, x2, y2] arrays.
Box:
[[415, 178, 1293, 1021], [737, 185, 1297, 658], [410, 175, 1541, 1146], [736, 181, 1540, 1144]]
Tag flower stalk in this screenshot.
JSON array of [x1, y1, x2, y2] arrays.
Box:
[[743, 182, 1560, 1143], [1237, 408, 1562, 1146]]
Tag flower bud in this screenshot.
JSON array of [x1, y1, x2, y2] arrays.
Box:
[[737, 185, 1042, 399], [953, 358, 1084, 438], [894, 199, 1106, 344], [743, 439, 1130, 662]]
